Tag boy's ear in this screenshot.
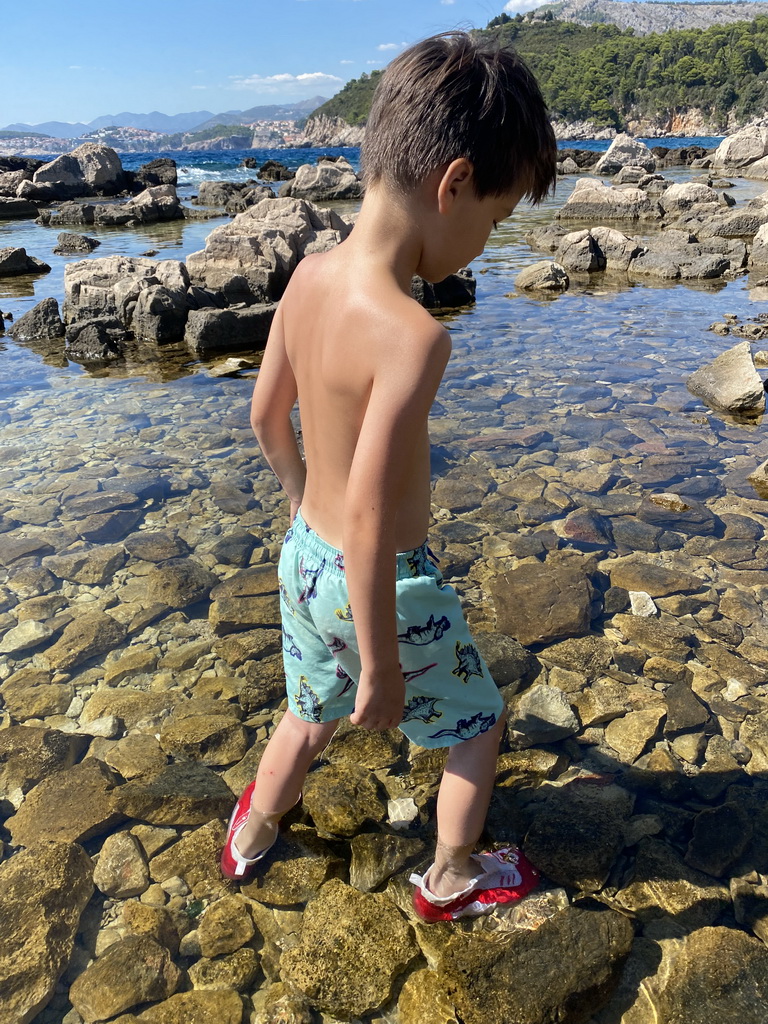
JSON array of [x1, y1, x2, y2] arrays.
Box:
[[436, 158, 474, 214]]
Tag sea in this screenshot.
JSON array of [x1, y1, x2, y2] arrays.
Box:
[[2, 132, 767, 626]]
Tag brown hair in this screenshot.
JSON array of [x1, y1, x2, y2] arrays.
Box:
[[361, 32, 557, 203]]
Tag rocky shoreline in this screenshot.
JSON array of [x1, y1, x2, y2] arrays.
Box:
[[5, 133, 768, 1023]]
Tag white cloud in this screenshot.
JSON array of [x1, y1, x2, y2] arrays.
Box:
[[230, 71, 344, 92], [340, 59, 354, 65], [69, 65, 82, 70], [504, 0, 546, 11], [377, 43, 400, 51], [366, 60, 383, 65]]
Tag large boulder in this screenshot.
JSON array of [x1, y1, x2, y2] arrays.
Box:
[[712, 123, 768, 169], [31, 142, 124, 197], [515, 260, 569, 292], [594, 133, 656, 175], [558, 178, 661, 221], [64, 255, 190, 329], [185, 304, 277, 357], [750, 220, 768, 265], [186, 197, 352, 305], [687, 340, 766, 416], [280, 157, 363, 201], [660, 181, 719, 215], [411, 269, 476, 309], [0, 197, 39, 219], [0, 842, 93, 1024]]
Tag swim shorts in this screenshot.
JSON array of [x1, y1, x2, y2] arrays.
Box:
[[277, 509, 504, 749]]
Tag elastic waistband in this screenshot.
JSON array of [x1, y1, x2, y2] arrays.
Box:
[[289, 508, 436, 580]]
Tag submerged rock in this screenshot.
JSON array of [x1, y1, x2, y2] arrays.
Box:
[[280, 879, 419, 1018], [515, 260, 569, 292], [0, 841, 93, 1024], [492, 562, 594, 645]]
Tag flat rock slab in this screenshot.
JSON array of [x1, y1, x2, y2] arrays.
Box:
[[302, 763, 387, 837], [0, 725, 88, 800], [112, 989, 244, 1024], [41, 610, 126, 671], [0, 841, 93, 1024], [608, 558, 703, 596], [281, 879, 419, 1019], [687, 340, 766, 415], [242, 823, 345, 905], [492, 562, 594, 646], [114, 761, 233, 826], [149, 820, 231, 900], [8, 758, 124, 847], [418, 903, 634, 1024]]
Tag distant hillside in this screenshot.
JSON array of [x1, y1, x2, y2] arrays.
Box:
[[5, 120, 91, 138], [87, 110, 215, 133], [310, 13, 768, 133], [528, 0, 768, 35], [191, 97, 327, 132]]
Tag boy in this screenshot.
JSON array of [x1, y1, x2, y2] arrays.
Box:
[[221, 31, 557, 922]]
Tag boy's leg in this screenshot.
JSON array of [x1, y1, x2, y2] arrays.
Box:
[[234, 709, 338, 858], [430, 713, 505, 897]]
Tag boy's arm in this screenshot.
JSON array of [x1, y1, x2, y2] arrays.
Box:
[[250, 303, 306, 519], [345, 323, 451, 731]]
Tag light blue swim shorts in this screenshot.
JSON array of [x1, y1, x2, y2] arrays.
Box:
[[277, 509, 504, 749]]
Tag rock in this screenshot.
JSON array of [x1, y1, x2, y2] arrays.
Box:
[[43, 544, 126, 584], [507, 684, 579, 745], [594, 133, 655, 175], [555, 229, 606, 272], [242, 823, 344, 906], [0, 725, 87, 800], [515, 260, 569, 292], [145, 558, 218, 609], [687, 340, 766, 416], [0, 841, 93, 1024], [664, 680, 710, 734], [195, 895, 255, 957], [149, 820, 229, 900], [562, 507, 614, 546], [422, 903, 634, 1024], [571, 679, 631, 726], [186, 197, 351, 306], [81, 688, 172, 729], [605, 708, 665, 763], [628, 590, 657, 617], [33, 142, 124, 197], [114, 762, 233, 826], [41, 610, 126, 671], [750, 221, 768, 265], [713, 124, 768, 168], [131, 158, 177, 190], [473, 631, 537, 692], [54, 232, 100, 254], [492, 562, 594, 645], [279, 158, 362, 201], [0, 619, 53, 654], [660, 181, 719, 214], [258, 159, 293, 181], [0, 246, 50, 276], [280, 879, 419, 1019], [184, 304, 277, 357], [65, 316, 127, 363], [558, 178, 660, 221], [607, 558, 703, 597], [8, 297, 64, 340], [159, 714, 247, 767], [0, 197, 39, 218], [590, 225, 644, 270], [525, 782, 633, 890], [411, 268, 476, 309], [117, 989, 244, 1023], [656, 926, 768, 1024], [302, 763, 386, 837], [747, 458, 768, 499], [8, 758, 123, 847], [1, 674, 73, 721], [686, 802, 752, 877], [94, 832, 150, 898], [349, 833, 426, 892], [616, 838, 729, 928], [69, 935, 180, 1023], [188, 948, 259, 992], [63, 255, 188, 326]]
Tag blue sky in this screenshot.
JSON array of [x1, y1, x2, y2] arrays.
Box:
[[5, 0, 543, 126]]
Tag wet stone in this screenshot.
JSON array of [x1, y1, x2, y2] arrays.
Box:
[[121, 901, 180, 956], [0, 725, 88, 800], [608, 558, 703, 597], [280, 879, 419, 1020], [149, 820, 230, 900], [241, 823, 344, 906], [686, 802, 753, 877], [42, 611, 127, 671], [197, 895, 254, 957], [507, 683, 579, 745], [473, 630, 538, 692], [0, 841, 93, 1024], [0, 619, 54, 655], [1, 672, 73, 721], [8, 758, 123, 847], [664, 680, 711, 734], [145, 558, 218, 609], [114, 762, 233, 826], [616, 837, 729, 928], [492, 562, 594, 646], [421, 903, 634, 1024], [69, 935, 180, 1023], [349, 833, 426, 892], [94, 831, 150, 898], [123, 530, 190, 562], [302, 763, 387, 837], [612, 613, 695, 660], [398, 967, 460, 1024], [188, 947, 259, 991], [42, 544, 126, 584], [605, 708, 665, 763], [158, 714, 248, 766], [115, 989, 244, 1024]]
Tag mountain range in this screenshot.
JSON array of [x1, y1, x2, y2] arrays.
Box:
[[528, 0, 768, 34], [4, 97, 327, 139]]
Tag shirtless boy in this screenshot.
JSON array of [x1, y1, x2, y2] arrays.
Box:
[[221, 31, 557, 922]]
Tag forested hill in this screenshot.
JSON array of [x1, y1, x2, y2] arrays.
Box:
[[310, 14, 768, 131]]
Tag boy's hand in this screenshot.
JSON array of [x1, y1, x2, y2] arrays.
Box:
[[350, 668, 405, 731]]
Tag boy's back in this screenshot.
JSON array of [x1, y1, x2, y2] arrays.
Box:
[[260, 240, 448, 552]]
